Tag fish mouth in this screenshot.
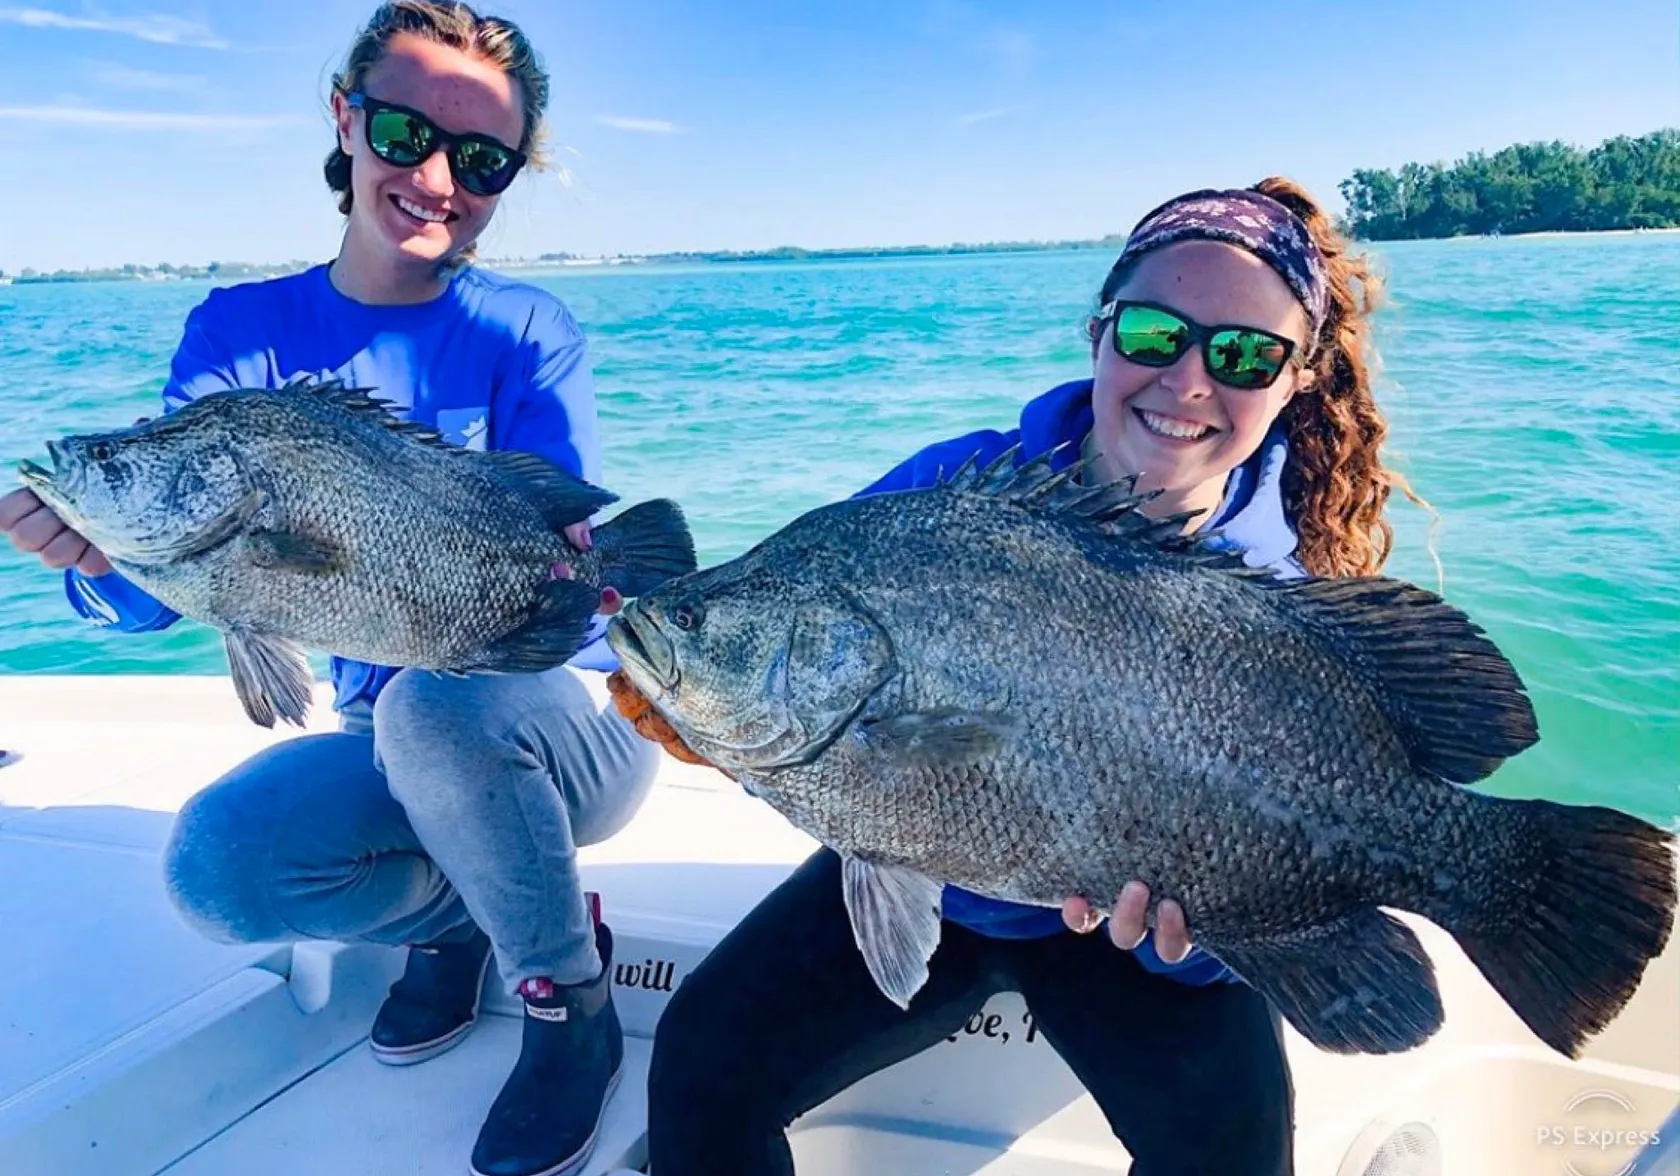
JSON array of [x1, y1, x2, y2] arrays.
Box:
[[18, 439, 76, 496], [606, 605, 679, 692], [16, 457, 53, 490]]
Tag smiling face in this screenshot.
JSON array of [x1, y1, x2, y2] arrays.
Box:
[[1089, 240, 1316, 520], [332, 32, 524, 275]]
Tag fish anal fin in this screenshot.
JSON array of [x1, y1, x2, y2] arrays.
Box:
[[224, 628, 313, 728], [1204, 907, 1443, 1055], [468, 578, 598, 673], [841, 856, 945, 1009]]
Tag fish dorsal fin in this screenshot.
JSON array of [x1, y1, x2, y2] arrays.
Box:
[[279, 376, 620, 531], [938, 441, 1232, 564], [1273, 577, 1539, 783], [479, 450, 619, 532], [281, 375, 456, 450]]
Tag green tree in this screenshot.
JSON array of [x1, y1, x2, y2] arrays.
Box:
[[1341, 129, 1679, 239]]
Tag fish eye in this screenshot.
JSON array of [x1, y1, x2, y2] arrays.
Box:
[[672, 602, 703, 632], [89, 441, 114, 462]]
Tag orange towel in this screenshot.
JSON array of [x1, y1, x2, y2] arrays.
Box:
[[606, 670, 717, 769]]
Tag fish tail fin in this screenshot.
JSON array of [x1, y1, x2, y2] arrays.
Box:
[[471, 579, 599, 673], [1204, 908, 1444, 1055], [1450, 797, 1676, 1058], [591, 499, 697, 598]]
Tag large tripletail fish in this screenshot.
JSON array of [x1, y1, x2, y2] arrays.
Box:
[[606, 447, 1676, 1058], [19, 377, 696, 727]]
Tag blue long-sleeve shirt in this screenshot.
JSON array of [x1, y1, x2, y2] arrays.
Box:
[[854, 378, 1307, 984], [65, 262, 617, 708]]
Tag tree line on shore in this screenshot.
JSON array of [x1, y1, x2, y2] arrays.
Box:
[[1338, 128, 1679, 240], [0, 260, 312, 285]]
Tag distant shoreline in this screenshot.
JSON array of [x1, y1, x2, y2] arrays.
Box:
[[2, 226, 1674, 286], [0, 238, 1125, 286]]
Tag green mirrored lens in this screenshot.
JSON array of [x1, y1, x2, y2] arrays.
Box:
[[368, 108, 430, 164], [1208, 330, 1288, 387], [1114, 305, 1190, 365], [454, 139, 513, 185]]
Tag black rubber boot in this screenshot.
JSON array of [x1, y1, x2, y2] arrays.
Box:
[[369, 925, 493, 1066], [470, 922, 624, 1176]]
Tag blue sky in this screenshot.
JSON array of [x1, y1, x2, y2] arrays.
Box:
[[0, 0, 1674, 271]]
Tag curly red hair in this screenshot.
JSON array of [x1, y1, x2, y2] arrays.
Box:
[[1251, 176, 1431, 578], [1095, 176, 1431, 579]]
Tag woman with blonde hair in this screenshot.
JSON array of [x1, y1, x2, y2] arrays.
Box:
[[2, 6, 649, 1174]]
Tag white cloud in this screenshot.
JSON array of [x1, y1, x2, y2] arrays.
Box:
[[593, 114, 683, 134], [0, 105, 301, 130], [0, 6, 228, 49], [84, 62, 210, 95], [956, 107, 1017, 126]]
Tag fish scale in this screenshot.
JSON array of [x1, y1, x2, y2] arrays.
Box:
[[609, 444, 1675, 1060]]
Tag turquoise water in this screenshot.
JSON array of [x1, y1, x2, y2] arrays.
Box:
[[2, 235, 1676, 826]]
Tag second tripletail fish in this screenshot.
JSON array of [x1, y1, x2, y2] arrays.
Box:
[[20, 377, 697, 727]]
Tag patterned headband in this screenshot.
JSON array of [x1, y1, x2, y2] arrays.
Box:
[[1111, 189, 1331, 338]]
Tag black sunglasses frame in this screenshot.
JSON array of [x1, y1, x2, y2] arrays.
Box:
[[345, 91, 528, 197], [1098, 299, 1298, 390]]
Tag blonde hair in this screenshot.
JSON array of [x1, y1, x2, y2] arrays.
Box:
[[323, 1, 550, 219]]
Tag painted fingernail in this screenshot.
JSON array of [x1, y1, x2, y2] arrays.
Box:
[[550, 561, 574, 580], [600, 586, 622, 610]]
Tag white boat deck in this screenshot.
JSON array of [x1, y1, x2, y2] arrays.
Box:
[[2, 674, 1676, 1176]]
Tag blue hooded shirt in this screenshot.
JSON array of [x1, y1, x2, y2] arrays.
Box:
[[854, 378, 1305, 985], [62, 263, 618, 708]]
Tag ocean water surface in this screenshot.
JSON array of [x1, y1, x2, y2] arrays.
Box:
[[1, 233, 1675, 825]]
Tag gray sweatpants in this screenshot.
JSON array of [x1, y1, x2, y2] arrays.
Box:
[[161, 666, 658, 990]]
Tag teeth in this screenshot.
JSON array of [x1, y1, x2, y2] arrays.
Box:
[[1139, 409, 1212, 441], [396, 197, 448, 224]]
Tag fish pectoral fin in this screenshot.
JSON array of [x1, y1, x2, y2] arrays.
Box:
[[128, 490, 267, 563], [840, 856, 944, 1009], [223, 628, 313, 729], [245, 529, 345, 575], [479, 450, 618, 531], [854, 710, 1016, 768], [1202, 907, 1443, 1056], [469, 579, 599, 673]]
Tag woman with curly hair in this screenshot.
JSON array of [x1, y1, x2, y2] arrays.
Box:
[[643, 176, 1418, 1176]]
